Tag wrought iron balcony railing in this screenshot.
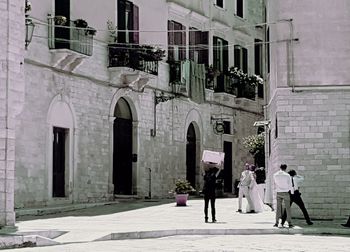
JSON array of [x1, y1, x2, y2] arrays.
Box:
[[48, 15, 93, 56], [108, 44, 159, 75]]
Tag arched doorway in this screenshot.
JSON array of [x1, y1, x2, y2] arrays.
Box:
[[186, 123, 196, 188], [113, 98, 133, 195]]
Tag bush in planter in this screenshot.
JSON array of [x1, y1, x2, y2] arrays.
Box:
[[170, 179, 196, 195]]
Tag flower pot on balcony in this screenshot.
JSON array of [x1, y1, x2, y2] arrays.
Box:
[[175, 193, 189, 206]]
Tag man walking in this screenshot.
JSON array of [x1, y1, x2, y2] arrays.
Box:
[[281, 170, 313, 225], [237, 163, 255, 213], [273, 164, 294, 228]]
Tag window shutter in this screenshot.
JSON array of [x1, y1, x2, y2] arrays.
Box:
[[168, 21, 174, 61], [234, 45, 241, 69], [200, 31, 209, 66], [117, 0, 126, 43], [213, 36, 219, 69], [223, 39, 229, 73], [242, 47, 248, 73], [254, 39, 262, 76], [133, 4, 139, 44], [180, 24, 186, 60], [189, 28, 196, 61]]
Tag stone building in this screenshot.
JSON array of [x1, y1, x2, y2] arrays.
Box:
[[0, 0, 25, 228], [1, 0, 265, 225], [266, 0, 350, 219]]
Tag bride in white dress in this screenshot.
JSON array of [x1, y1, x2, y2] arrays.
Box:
[[246, 166, 265, 213]]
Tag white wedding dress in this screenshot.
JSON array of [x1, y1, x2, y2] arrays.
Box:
[[246, 180, 265, 213]]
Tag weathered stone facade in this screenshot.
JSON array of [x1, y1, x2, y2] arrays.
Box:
[[0, 0, 25, 226], [0, 0, 265, 215], [266, 0, 350, 219]]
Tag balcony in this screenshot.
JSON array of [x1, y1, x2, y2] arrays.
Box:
[[108, 44, 160, 75], [48, 15, 94, 56], [206, 68, 257, 100]]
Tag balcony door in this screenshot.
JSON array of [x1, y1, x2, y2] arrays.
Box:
[[213, 36, 228, 92], [55, 0, 70, 49]]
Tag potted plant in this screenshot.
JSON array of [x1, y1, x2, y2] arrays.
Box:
[[54, 15, 67, 26], [170, 179, 196, 206], [86, 26, 97, 36], [74, 18, 88, 28]]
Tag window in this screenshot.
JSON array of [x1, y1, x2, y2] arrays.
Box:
[[216, 0, 224, 8], [189, 28, 209, 65], [213, 37, 228, 72], [236, 0, 243, 18], [213, 36, 228, 91], [118, 0, 139, 44], [234, 45, 248, 73], [223, 121, 231, 134], [168, 20, 186, 61]]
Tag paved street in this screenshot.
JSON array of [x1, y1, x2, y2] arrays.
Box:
[[1, 198, 349, 251]]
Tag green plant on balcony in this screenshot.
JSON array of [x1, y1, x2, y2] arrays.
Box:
[[228, 67, 263, 99], [86, 26, 97, 36], [138, 45, 165, 61], [228, 67, 263, 87], [107, 19, 118, 42], [74, 18, 88, 28], [54, 15, 67, 25]]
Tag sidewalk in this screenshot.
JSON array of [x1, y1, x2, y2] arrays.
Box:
[[1, 198, 349, 249]]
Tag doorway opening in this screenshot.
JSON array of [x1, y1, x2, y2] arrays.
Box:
[[113, 98, 133, 195], [223, 141, 233, 193], [186, 123, 196, 188], [52, 127, 68, 197]]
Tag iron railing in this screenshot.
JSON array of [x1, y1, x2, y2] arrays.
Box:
[[48, 15, 93, 56], [108, 44, 159, 75]]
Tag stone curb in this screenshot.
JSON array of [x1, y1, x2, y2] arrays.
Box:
[[94, 227, 350, 241], [1, 227, 349, 249]]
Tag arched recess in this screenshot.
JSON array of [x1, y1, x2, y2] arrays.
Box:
[[184, 109, 203, 190], [109, 90, 139, 195], [47, 94, 76, 202]]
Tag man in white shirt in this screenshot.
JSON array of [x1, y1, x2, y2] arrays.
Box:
[[237, 163, 255, 213], [273, 164, 294, 228], [281, 170, 313, 225]]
